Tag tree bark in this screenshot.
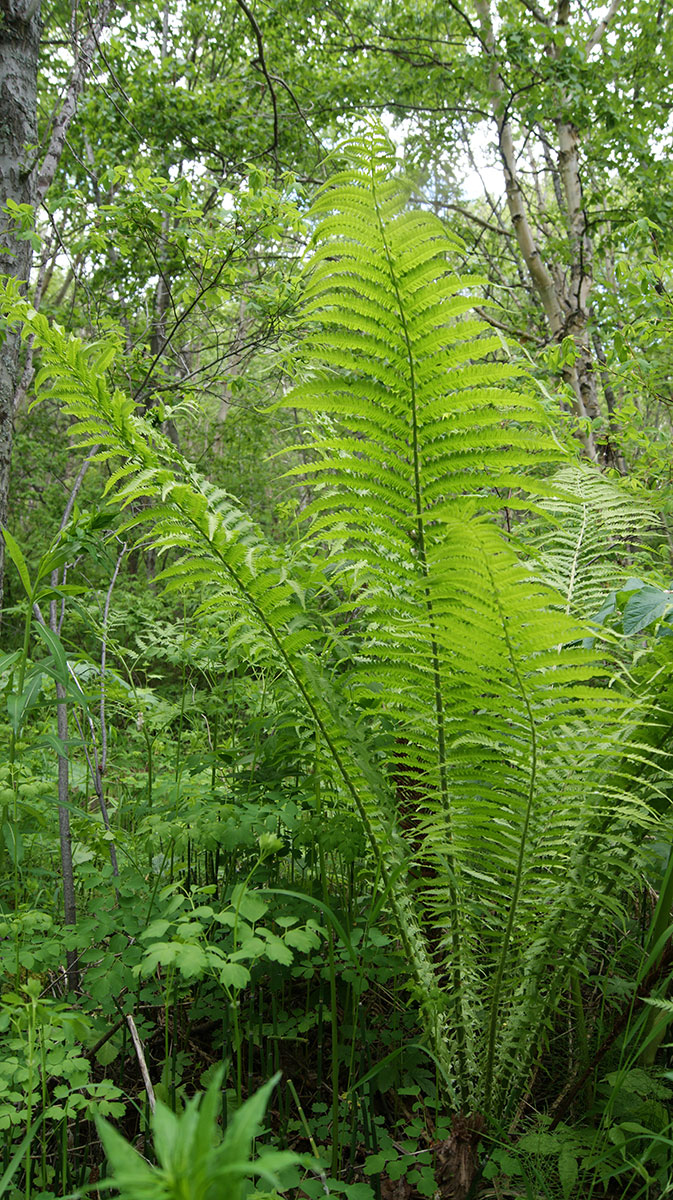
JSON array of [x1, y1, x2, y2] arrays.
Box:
[[0, 0, 42, 614], [0, 0, 119, 616], [472, 0, 626, 467]]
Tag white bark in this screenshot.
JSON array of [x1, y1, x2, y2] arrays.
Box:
[[0, 0, 42, 610], [474, 0, 599, 461]]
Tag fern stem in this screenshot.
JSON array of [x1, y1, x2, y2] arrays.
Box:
[[482, 554, 538, 1119], [565, 502, 588, 614], [368, 153, 468, 1107]]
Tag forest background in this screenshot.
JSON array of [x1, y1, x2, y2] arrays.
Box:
[[2, 1, 673, 1198]]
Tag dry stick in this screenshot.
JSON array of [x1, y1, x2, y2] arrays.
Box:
[[124, 1011, 156, 1115]]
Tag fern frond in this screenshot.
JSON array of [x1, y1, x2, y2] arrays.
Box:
[[531, 465, 656, 619], [1, 130, 658, 1133]]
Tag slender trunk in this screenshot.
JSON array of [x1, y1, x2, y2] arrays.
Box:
[[0, 1, 119, 613], [474, 0, 599, 463], [0, 0, 42, 615]]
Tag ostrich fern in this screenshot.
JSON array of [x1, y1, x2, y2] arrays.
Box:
[[0, 130, 655, 1171], [531, 464, 655, 620]]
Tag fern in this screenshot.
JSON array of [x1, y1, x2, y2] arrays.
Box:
[[281, 130, 648, 1122], [530, 465, 655, 620], [0, 132, 657, 1146]]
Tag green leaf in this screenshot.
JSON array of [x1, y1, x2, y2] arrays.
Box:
[[622, 585, 673, 635], [140, 919, 172, 941], [0, 1113, 43, 1196], [33, 732, 69, 757], [173, 942, 208, 979], [232, 887, 268, 922], [0, 650, 21, 676], [259, 930, 293, 965], [33, 622, 69, 684], [150, 1101, 181, 1170], [139, 942, 178, 975], [96, 1116, 160, 1198], [214, 1072, 280, 1173], [2, 824, 23, 866], [219, 963, 250, 990], [558, 1150, 578, 1199], [7, 670, 43, 735], [2, 529, 32, 598]]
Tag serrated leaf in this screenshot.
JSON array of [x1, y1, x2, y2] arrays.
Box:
[[558, 1150, 578, 1199]]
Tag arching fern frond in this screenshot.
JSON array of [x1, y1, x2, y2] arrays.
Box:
[[530, 465, 656, 620]]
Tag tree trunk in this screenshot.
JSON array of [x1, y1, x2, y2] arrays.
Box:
[[0, 1, 119, 616], [0, 0, 42, 615], [473, 0, 626, 468]]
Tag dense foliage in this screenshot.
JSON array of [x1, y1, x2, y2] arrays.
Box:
[[1, 2, 673, 1199]]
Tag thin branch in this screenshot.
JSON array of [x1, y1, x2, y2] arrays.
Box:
[[474, 305, 546, 345], [585, 0, 622, 56], [432, 201, 513, 238], [34, 0, 120, 205], [517, 0, 551, 25], [233, 0, 279, 156]]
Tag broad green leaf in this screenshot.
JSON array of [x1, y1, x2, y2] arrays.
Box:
[[96, 1116, 161, 1197], [0, 650, 21, 675], [259, 930, 293, 965], [139, 943, 178, 975], [34, 622, 69, 684], [140, 919, 172, 941], [219, 963, 250, 990], [232, 887, 268, 922], [213, 1072, 279, 1173], [150, 1101, 181, 1171], [622, 585, 673, 635], [1, 528, 32, 598], [173, 942, 208, 979], [284, 926, 319, 952]]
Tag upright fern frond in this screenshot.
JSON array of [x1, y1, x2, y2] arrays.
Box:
[[283, 129, 648, 1124]]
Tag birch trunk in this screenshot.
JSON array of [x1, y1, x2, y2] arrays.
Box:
[[473, 0, 624, 466], [0, 0, 119, 614], [0, 0, 42, 614]]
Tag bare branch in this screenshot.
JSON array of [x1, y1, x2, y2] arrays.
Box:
[[585, 0, 622, 56], [518, 0, 551, 26], [475, 305, 546, 345], [233, 0, 279, 157], [34, 0, 120, 206], [431, 201, 513, 237]]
